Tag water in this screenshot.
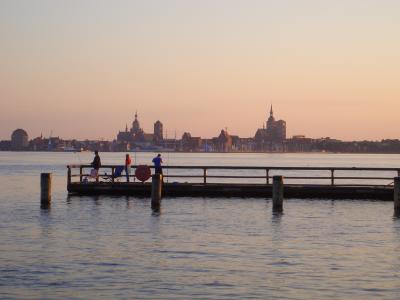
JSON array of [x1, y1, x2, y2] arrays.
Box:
[[1, 152, 400, 299]]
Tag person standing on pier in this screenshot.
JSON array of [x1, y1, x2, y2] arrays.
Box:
[[125, 153, 132, 182], [152, 153, 163, 175], [91, 150, 101, 182]]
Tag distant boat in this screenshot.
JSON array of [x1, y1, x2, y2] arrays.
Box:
[[63, 147, 81, 152]]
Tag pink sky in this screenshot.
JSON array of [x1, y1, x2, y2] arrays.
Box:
[[1, 0, 399, 141]]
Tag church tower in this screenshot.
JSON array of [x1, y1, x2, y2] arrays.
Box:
[[266, 104, 275, 129], [131, 111, 141, 134], [153, 120, 163, 145]]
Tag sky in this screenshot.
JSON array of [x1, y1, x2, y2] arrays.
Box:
[[0, 0, 399, 141]]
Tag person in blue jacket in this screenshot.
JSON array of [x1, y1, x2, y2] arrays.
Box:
[[152, 153, 163, 175]]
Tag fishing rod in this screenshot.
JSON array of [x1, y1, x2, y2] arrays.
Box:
[[166, 150, 170, 184], [134, 147, 137, 182], [75, 151, 83, 164]]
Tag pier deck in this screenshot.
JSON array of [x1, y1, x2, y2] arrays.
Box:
[[67, 165, 399, 200], [67, 182, 394, 200]]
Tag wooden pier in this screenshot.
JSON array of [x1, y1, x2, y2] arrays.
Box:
[[67, 165, 399, 200]]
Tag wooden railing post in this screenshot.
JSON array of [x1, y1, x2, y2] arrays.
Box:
[[79, 166, 83, 183], [203, 168, 207, 184], [331, 169, 335, 186], [111, 167, 115, 183], [266, 169, 269, 184]]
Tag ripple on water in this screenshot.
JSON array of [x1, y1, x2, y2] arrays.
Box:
[[2, 152, 400, 299]]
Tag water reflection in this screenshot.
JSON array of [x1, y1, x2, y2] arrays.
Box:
[[392, 213, 400, 223], [124, 196, 131, 209], [66, 194, 73, 204], [272, 210, 284, 221], [393, 208, 400, 219], [151, 202, 161, 215], [39, 206, 53, 239], [3, 151, 400, 299]]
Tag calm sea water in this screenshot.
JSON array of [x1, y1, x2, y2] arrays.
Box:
[[1, 152, 400, 299]]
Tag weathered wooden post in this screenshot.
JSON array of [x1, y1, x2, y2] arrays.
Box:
[[272, 175, 283, 212], [151, 173, 163, 210], [79, 166, 83, 183], [67, 166, 71, 186], [203, 168, 207, 184], [394, 177, 400, 216], [41, 173, 52, 208]]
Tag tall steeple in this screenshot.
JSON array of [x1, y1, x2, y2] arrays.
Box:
[[267, 104, 275, 128]]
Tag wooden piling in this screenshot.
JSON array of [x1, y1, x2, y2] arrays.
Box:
[[67, 167, 71, 186], [79, 166, 83, 183], [272, 175, 283, 211], [394, 177, 400, 216], [151, 173, 163, 210], [41, 173, 52, 207]]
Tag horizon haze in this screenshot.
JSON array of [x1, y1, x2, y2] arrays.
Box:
[[1, 0, 399, 141]]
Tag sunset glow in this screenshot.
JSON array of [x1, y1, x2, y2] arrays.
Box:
[[1, 0, 399, 140]]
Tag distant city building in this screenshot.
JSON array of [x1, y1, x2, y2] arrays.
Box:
[[30, 134, 46, 151], [214, 129, 232, 152], [117, 112, 145, 145], [116, 112, 164, 150], [180, 132, 202, 152], [286, 135, 313, 152], [254, 106, 286, 151], [0, 140, 11, 151], [4, 108, 400, 153], [201, 139, 213, 152], [11, 129, 29, 150], [153, 120, 163, 145], [232, 137, 255, 152]]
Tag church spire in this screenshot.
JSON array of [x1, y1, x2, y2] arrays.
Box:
[[267, 104, 275, 127], [135, 110, 138, 120]]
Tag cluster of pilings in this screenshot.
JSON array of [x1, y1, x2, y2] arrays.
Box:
[[42, 173, 400, 216]]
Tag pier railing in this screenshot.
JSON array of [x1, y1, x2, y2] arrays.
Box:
[[67, 165, 400, 186]]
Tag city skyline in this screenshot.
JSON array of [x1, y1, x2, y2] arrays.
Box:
[[2, 106, 398, 142], [1, 0, 399, 141]]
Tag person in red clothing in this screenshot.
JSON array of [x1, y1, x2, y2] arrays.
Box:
[[125, 153, 132, 182]]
